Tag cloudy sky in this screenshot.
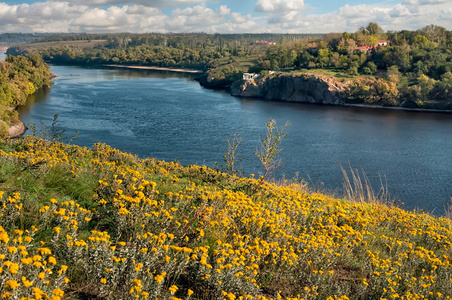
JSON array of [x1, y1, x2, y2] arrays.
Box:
[[0, 0, 451, 33]]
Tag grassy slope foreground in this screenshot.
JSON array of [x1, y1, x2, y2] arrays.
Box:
[[0, 137, 451, 300]]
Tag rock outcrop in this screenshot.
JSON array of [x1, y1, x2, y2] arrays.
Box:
[[230, 73, 348, 105], [8, 121, 27, 138]]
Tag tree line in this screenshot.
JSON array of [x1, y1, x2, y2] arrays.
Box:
[[257, 23, 451, 107], [7, 24, 452, 108], [8, 33, 319, 70]]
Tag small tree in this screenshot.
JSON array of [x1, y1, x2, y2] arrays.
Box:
[[255, 119, 290, 181], [223, 133, 244, 176], [29, 113, 78, 144], [367, 61, 378, 74], [417, 74, 436, 100]]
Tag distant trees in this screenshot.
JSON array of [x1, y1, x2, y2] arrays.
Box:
[[346, 77, 399, 106], [358, 22, 384, 36], [8, 23, 451, 108]]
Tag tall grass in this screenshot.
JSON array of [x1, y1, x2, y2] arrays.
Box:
[[340, 162, 393, 205]]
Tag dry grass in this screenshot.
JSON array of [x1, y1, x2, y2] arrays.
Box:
[[340, 162, 393, 205]]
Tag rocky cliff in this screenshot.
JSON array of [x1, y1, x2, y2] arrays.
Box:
[[230, 73, 348, 105]]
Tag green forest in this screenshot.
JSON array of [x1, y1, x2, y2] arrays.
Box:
[[6, 23, 452, 109], [0, 55, 53, 137]]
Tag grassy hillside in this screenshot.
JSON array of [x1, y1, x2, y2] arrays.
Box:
[[7, 40, 107, 53], [0, 136, 451, 299]]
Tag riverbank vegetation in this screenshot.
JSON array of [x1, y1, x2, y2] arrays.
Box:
[[1, 134, 452, 299], [0, 55, 52, 137], [7, 23, 452, 109]]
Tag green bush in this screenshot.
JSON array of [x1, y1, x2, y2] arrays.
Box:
[[0, 120, 9, 137]]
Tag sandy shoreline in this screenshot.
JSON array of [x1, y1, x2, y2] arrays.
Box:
[[104, 64, 203, 74], [342, 103, 452, 114]]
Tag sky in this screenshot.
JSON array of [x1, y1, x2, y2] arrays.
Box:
[[0, 0, 451, 34]]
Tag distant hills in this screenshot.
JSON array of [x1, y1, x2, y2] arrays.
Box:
[[0, 33, 71, 46]]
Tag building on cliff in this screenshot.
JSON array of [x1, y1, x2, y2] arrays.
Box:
[[243, 73, 259, 80]]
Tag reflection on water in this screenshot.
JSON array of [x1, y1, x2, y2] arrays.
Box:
[[18, 64, 452, 215], [20, 86, 51, 116]]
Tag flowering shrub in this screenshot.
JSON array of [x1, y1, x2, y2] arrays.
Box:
[[0, 136, 451, 299]]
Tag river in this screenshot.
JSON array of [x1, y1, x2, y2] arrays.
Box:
[[18, 64, 452, 215]]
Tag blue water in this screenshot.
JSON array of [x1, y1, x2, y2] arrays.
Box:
[[19, 65, 452, 215]]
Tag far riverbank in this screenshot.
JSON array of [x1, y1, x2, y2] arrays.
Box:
[[104, 64, 203, 74], [342, 103, 452, 114], [225, 73, 452, 113]]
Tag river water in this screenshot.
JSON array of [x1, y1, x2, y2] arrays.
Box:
[[18, 65, 452, 214]]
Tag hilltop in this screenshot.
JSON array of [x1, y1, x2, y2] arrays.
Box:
[[0, 136, 451, 299]]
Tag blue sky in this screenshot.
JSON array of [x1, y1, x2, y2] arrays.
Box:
[[0, 0, 451, 33]]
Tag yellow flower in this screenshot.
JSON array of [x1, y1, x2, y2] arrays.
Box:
[[32, 287, 48, 299], [38, 248, 52, 255], [5, 280, 20, 289], [187, 289, 194, 296], [7, 247, 18, 253], [48, 257, 57, 265], [169, 285, 178, 294], [154, 275, 164, 284], [100, 278, 107, 284], [52, 289, 64, 297], [9, 263, 19, 274], [118, 207, 130, 215], [53, 227, 61, 234], [22, 276, 33, 287]]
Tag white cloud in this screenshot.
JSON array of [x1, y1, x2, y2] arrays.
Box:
[[218, 5, 230, 16], [209, 19, 261, 33], [70, 5, 167, 32], [0, 0, 450, 34], [440, 8, 452, 19], [261, 0, 451, 33], [388, 5, 414, 18], [268, 11, 299, 24], [0, 2, 74, 30], [255, 0, 304, 13], [166, 5, 224, 32], [403, 0, 451, 5], [48, 0, 208, 8], [338, 4, 374, 19], [230, 12, 251, 23]]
